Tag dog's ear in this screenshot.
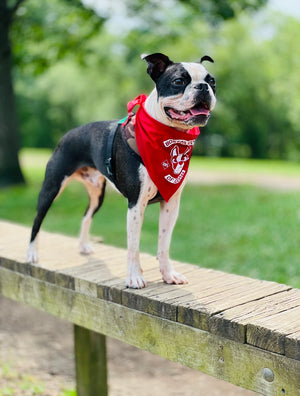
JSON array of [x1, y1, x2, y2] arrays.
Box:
[[141, 53, 173, 82], [200, 55, 214, 64]]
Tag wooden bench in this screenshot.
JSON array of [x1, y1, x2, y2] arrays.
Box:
[[0, 220, 299, 395]]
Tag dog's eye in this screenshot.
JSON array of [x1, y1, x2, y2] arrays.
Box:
[[208, 77, 215, 86], [205, 74, 216, 93], [173, 78, 185, 86], [206, 75, 215, 87]]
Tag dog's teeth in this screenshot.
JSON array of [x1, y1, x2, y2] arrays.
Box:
[[180, 111, 185, 115]]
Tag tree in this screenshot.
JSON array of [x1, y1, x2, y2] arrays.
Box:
[[0, 0, 25, 186], [0, 0, 103, 186], [0, 0, 268, 186]]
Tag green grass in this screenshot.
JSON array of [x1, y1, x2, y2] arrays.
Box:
[[0, 363, 45, 396], [19, 148, 52, 184], [1, 149, 299, 288], [20, 148, 300, 179], [0, 363, 76, 395], [190, 156, 300, 176]]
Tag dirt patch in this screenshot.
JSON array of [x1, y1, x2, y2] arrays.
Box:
[[0, 296, 255, 395]]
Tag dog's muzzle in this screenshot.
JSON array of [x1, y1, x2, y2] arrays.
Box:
[[164, 83, 215, 127]]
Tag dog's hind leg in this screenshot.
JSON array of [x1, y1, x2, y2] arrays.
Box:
[[26, 144, 87, 263], [26, 169, 69, 263], [78, 171, 106, 255]]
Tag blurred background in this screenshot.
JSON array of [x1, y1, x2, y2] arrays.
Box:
[[2, 0, 300, 169]]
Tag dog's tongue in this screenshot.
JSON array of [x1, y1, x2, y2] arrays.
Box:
[[190, 106, 210, 116]]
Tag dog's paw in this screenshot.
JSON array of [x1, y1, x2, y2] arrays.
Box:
[[26, 243, 38, 263], [126, 274, 147, 289], [79, 243, 94, 255], [161, 269, 188, 285]]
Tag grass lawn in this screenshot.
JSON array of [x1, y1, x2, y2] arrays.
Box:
[[0, 149, 299, 288], [190, 156, 300, 176]]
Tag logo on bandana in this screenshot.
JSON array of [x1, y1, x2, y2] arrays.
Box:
[[164, 139, 195, 148], [163, 140, 194, 184]]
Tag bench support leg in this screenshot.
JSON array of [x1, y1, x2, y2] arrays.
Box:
[[74, 325, 108, 396]]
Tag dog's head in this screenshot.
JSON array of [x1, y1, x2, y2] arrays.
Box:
[[142, 53, 216, 130]]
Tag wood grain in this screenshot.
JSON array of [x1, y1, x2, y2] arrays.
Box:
[[0, 266, 299, 395]]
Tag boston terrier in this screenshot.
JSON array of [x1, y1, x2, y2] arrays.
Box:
[[26, 53, 216, 289]]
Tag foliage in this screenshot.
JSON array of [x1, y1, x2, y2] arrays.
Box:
[[125, 0, 268, 24], [12, 3, 300, 160], [11, 0, 105, 75], [200, 14, 300, 159]]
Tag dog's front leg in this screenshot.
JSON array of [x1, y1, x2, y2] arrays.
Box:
[[158, 188, 188, 285], [126, 202, 147, 288], [126, 170, 157, 289]]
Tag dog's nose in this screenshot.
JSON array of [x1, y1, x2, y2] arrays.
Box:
[[195, 83, 209, 92]]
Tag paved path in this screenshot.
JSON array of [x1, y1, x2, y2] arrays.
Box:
[[188, 169, 300, 191]]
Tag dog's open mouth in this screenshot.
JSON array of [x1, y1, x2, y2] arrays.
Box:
[[165, 103, 210, 123]]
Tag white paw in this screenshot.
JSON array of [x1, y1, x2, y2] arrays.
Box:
[[161, 269, 188, 285], [126, 273, 147, 289], [26, 243, 38, 263], [79, 243, 94, 255]]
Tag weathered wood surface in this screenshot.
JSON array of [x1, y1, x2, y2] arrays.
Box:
[[0, 221, 300, 395]]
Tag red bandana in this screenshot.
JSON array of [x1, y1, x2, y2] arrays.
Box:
[[123, 95, 200, 202]]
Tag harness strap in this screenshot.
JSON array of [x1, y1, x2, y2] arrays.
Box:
[[105, 123, 119, 185], [105, 119, 144, 186]]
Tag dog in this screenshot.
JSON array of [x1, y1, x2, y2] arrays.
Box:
[[26, 53, 216, 289]]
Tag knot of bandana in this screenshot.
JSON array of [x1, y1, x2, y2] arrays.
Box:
[[123, 95, 200, 202]]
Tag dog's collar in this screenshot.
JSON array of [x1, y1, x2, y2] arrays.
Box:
[[122, 95, 200, 202], [122, 94, 199, 137]]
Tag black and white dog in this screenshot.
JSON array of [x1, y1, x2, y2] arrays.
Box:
[[26, 53, 216, 289]]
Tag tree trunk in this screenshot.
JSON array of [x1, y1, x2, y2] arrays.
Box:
[[0, 1, 25, 187]]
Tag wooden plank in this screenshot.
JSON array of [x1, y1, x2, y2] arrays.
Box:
[[120, 266, 227, 321], [0, 266, 299, 396], [0, 221, 87, 268], [54, 251, 129, 297], [0, 255, 32, 276], [121, 267, 270, 325], [122, 282, 179, 320], [1, 221, 299, 360], [171, 276, 289, 309], [57, 259, 127, 298], [0, 220, 130, 272], [177, 281, 290, 332], [210, 289, 300, 343], [285, 330, 300, 360], [57, 252, 164, 303], [246, 305, 300, 355], [74, 325, 108, 396]]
